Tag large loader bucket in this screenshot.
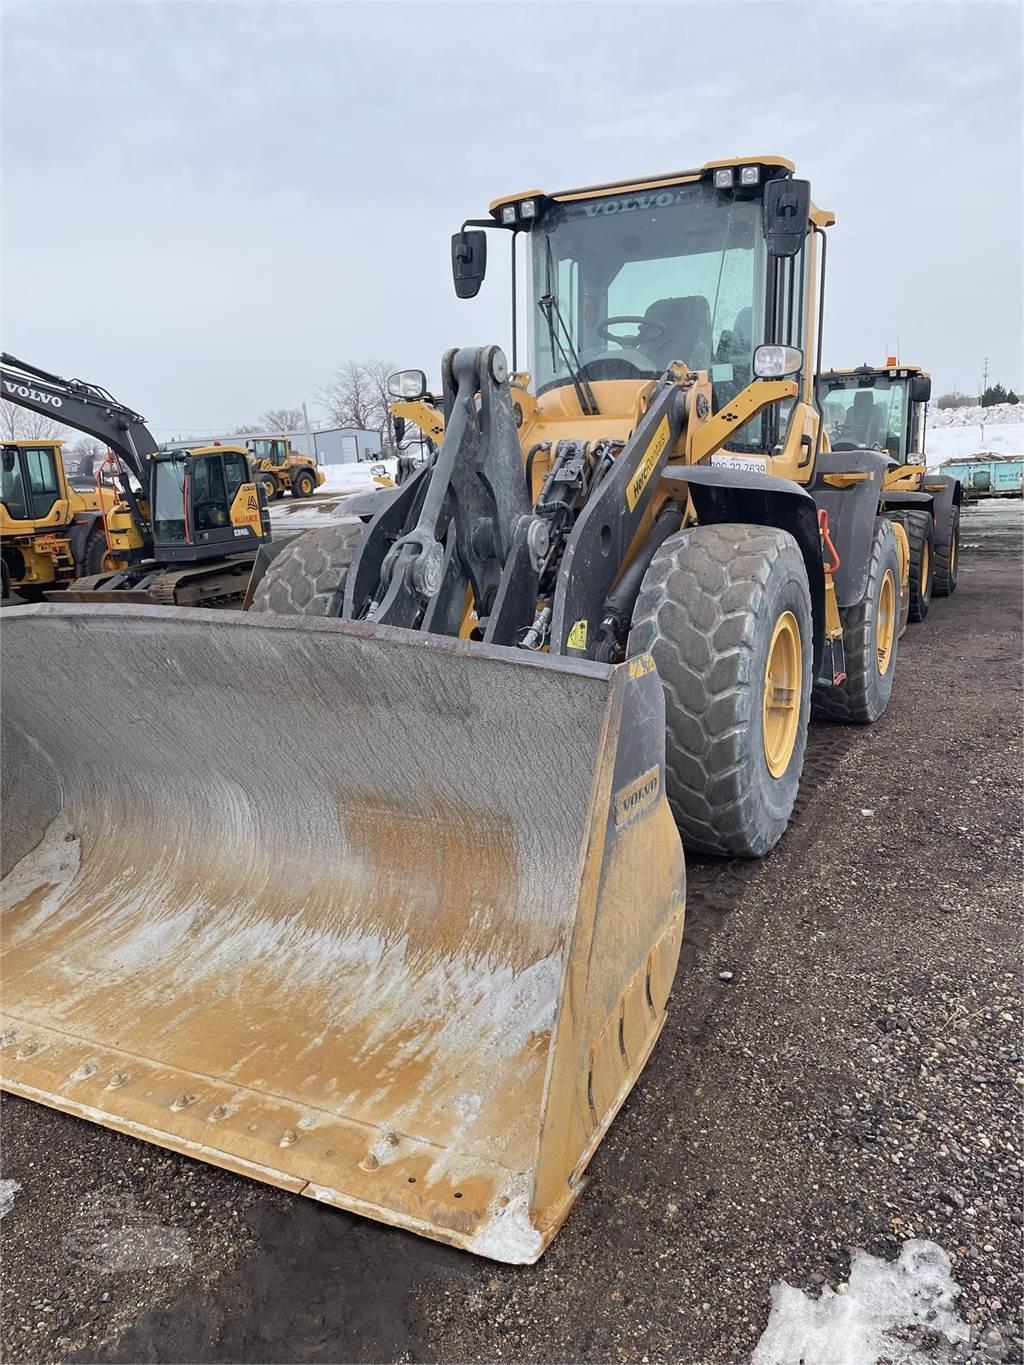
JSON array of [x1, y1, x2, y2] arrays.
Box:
[[0, 605, 684, 1263]]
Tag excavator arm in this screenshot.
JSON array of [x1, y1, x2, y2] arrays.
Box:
[[0, 353, 157, 541]]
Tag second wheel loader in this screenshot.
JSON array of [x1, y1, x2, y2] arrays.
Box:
[[821, 360, 961, 621], [246, 435, 325, 500], [2, 155, 911, 1265]]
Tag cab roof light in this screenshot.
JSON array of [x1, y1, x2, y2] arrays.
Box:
[[713, 168, 734, 189], [739, 165, 760, 186], [519, 198, 537, 220], [500, 204, 517, 226]]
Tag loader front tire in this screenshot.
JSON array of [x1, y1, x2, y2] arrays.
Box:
[[83, 527, 110, 577], [627, 523, 813, 859], [259, 473, 280, 501], [292, 469, 317, 498], [249, 522, 366, 616], [811, 518, 900, 725], [933, 504, 960, 596], [888, 509, 933, 622]]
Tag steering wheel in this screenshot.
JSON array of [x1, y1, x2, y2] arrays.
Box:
[[595, 315, 668, 348]]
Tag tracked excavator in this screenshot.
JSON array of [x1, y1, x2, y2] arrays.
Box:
[[0, 354, 270, 605], [821, 360, 961, 620], [2, 156, 911, 1262]]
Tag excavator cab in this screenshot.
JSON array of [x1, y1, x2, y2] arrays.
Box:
[[151, 445, 268, 561], [1, 442, 64, 524]]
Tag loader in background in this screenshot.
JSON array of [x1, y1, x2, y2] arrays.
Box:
[[821, 361, 961, 620], [0, 354, 271, 606], [3, 155, 910, 1264], [1, 438, 122, 599], [246, 435, 325, 500]]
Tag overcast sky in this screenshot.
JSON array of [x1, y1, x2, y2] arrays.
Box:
[[2, 0, 1021, 436]]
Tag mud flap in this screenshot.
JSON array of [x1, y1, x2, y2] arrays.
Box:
[[0, 605, 684, 1264]]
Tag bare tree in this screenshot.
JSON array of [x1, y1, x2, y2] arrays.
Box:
[[320, 360, 398, 454], [259, 407, 306, 432], [0, 400, 61, 442]]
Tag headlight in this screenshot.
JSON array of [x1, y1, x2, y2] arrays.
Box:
[[753, 344, 803, 379], [387, 369, 427, 399]]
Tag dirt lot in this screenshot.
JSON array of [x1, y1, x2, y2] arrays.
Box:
[[2, 500, 1021, 1365]]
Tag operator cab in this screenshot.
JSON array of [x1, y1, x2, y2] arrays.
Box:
[[821, 363, 932, 464], [448, 156, 832, 458], [151, 445, 265, 560], [250, 438, 290, 467], [1, 442, 62, 523]]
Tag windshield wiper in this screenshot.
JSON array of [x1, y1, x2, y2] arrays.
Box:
[[541, 239, 599, 417]]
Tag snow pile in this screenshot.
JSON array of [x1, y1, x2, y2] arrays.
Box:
[[317, 459, 397, 497], [930, 402, 1021, 427], [927, 405, 1024, 466], [753, 1239, 969, 1365]]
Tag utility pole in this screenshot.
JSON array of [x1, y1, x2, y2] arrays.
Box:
[[302, 401, 316, 465], [980, 357, 990, 405]]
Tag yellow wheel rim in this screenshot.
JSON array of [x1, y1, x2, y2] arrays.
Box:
[[920, 539, 930, 593], [762, 611, 802, 779], [877, 570, 896, 674]]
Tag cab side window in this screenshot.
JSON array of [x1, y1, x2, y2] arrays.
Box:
[[24, 446, 61, 519], [191, 457, 229, 530], [223, 452, 249, 501]]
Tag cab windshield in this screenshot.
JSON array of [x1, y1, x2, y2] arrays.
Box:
[[822, 377, 907, 461], [153, 457, 187, 542], [253, 439, 287, 466], [529, 183, 766, 414]]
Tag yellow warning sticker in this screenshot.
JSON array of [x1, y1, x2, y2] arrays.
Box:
[[567, 619, 588, 651], [627, 653, 656, 680], [626, 416, 671, 511]]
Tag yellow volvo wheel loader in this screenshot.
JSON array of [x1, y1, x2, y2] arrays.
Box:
[[1, 438, 123, 600], [2, 156, 908, 1264], [246, 435, 325, 500], [0, 355, 272, 606], [821, 360, 961, 620]]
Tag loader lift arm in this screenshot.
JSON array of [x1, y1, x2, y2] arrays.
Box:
[[1, 352, 156, 541]]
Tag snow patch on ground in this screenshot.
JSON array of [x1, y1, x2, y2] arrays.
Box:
[[0, 1179, 21, 1219], [317, 460, 397, 496], [753, 1239, 969, 1365]]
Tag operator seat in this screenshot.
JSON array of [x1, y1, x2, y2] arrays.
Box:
[[842, 390, 886, 448], [641, 296, 713, 372]]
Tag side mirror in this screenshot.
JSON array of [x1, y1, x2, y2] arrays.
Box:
[[451, 228, 487, 299], [387, 369, 427, 399], [763, 179, 811, 257], [753, 344, 803, 379], [910, 374, 932, 404]]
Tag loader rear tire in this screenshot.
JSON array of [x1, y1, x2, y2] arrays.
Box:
[[812, 518, 900, 725], [888, 509, 933, 622], [933, 505, 960, 596], [627, 523, 812, 859], [249, 522, 366, 616]]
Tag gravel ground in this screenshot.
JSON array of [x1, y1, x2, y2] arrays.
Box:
[[2, 500, 1021, 1365]]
